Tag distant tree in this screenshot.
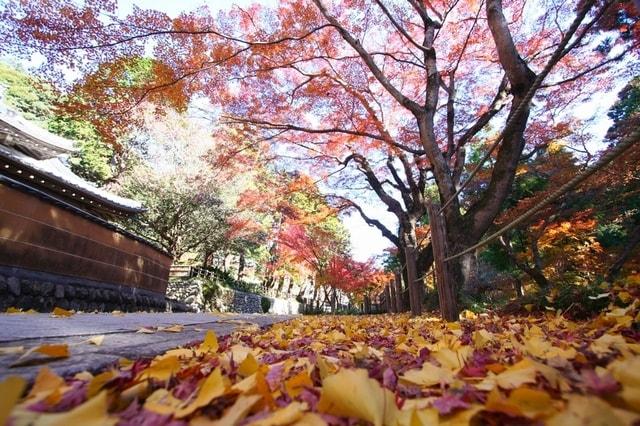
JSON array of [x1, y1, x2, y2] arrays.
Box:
[[0, 63, 115, 184], [120, 167, 228, 259]]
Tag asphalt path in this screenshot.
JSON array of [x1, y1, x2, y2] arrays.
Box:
[[0, 312, 296, 380]]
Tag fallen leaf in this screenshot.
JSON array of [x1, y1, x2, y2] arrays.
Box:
[[238, 352, 260, 377], [0, 376, 27, 425], [144, 388, 183, 415], [175, 368, 226, 418], [139, 356, 180, 382], [51, 307, 74, 318], [400, 361, 455, 387], [87, 371, 116, 398], [34, 390, 116, 426], [136, 327, 156, 334], [197, 330, 219, 355], [162, 324, 184, 333], [249, 401, 307, 426], [547, 395, 635, 426], [318, 368, 397, 426], [0, 346, 25, 356], [495, 358, 538, 389], [28, 367, 65, 398], [86, 335, 105, 346], [204, 394, 261, 426]]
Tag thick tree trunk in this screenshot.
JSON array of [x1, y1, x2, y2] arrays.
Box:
[[460, 251, 480, 295], [427, 202, 459, 321]]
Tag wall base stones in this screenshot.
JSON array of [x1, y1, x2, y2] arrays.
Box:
[[0, 266, 190, 313], [166, 278, 302, 314]]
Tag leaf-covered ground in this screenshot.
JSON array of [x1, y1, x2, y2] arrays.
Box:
[[2, 285, 639, 425]]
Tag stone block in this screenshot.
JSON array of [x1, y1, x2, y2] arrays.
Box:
[[41, 281, 54, 296], [7, 277, 20, 296], [54, 284, 65, 299]]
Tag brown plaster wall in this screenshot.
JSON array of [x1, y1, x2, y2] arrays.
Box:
[[0, 184, 171, 294]]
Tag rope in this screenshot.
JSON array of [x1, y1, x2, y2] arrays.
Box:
[[439, 0, 596, 214], [444, 129, 640, 262]]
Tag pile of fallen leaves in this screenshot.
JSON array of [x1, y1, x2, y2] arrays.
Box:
[[1, 284, 639, 425]]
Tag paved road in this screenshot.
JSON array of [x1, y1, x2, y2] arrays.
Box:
[[0, 312, 296, 381]]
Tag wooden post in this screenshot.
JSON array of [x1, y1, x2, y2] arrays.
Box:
[[384, 285, 393, 313], [426, 202, 459, 322], [404, 244, 422, 316], [388, 280, 397, 313], [394, 270, 404, 312]]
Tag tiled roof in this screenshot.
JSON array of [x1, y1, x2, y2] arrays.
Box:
[[0, 108, 144, 214]]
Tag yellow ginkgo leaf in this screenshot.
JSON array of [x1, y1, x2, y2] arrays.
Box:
[[87, 371, 116, 398], [144, 388, 183, 416], [197, 330, 219, 355], [400, 361, 455, 387], [28, 367, 64, 398], [472, 329, 493, 348], [432, 346, 472, 370], [36, 344, 69, 358], [139, 356, 180, 382], [486, 387, 554, 419], [51, 307, 74, 317], [0, 376, 27, 425], [175, 368, 226, 418], [547, 395, 632, 426], [35, 390, 116, 426], [318, 368, 397, 426], [238, 352, 260, 377], [291, 412, 328, 426], [204, 394, 261, 426], [285, 371, 313, 398], [495, 358, 538, 389], [249, 401, 307, 426]]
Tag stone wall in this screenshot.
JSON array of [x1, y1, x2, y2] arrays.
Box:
[[0, 266, 190, 313], [166, 278, 302, 314]]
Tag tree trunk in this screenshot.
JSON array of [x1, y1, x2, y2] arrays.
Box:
[[364, 294, 371, 314], [405, 244, 422, 316], [427, 202, 459, 321], [202, 250, 212, 268], [389, 279, 398, 313], [237, 251, 245, 281], [394, 271, 404, 312], [384, 285, 393, 313], [460, 251, 480, 295], [331, 287, 337, 313]]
